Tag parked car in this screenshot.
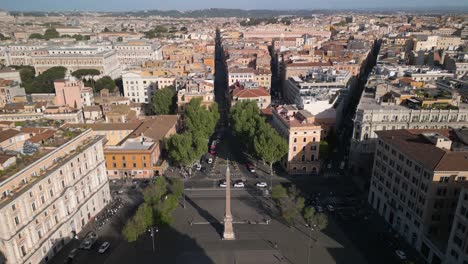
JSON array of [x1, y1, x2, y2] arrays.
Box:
[[234, 181, 245, 188], [80, 240, 93, 250], [256, 182, 268, 188], [246, 163, 255, 173], [67, 248, 79, 259], [395, 250, 407, 260], [315, 205, 323, 213], [98, 242, 110, 254], [219, 181, 227, 188], [327, 205, 335, 212], [207, 158, 213, 164], [195, 163, 202, 171]]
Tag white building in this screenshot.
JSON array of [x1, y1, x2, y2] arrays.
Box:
[[283, 69, 351, 116], [122, 70, 175, 104]]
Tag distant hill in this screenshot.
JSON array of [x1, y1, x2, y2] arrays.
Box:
[[10, 7, 468, 18]]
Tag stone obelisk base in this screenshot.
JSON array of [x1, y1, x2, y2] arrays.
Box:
[[223, 215, 235, 240]]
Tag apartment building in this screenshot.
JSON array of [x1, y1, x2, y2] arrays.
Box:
[[228, 67, 272, 90], [54, 77, 94, 109], [283, 69, 351, 115], [177, 76, 215, 112], [350, 68, 468, 178], [230, 82, 271, 110], [0, 80, 26, 108], [0, 128, 110, 264], [368, 129, 468, 264], [271, 105, 321, 175], [122, 70, 175, 104], [30, 48, 121, 79], [104, 116, 178, 179], [446, 187, 468, 264], [113, 41, 162, 69]]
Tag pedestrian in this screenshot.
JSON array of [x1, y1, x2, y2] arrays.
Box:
[[274, 242, 278, 249]]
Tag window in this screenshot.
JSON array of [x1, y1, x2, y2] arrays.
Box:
[[14, 216, 20, 225], [32, 203, 36, 211]]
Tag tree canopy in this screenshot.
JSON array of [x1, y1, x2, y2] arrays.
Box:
[[271, 185, 305, 226], [184, 98, 220, 139], [253, 121, 288, 175], [95, 76, 116, 93], [71, 69, 100, 79], [20, 66, 67, 93], [122, 177, 183, 242], [230, 101, 287, 170], [44, 28, 60, 39], [152, 86, 176, 115], [164, 98, 219, 168]]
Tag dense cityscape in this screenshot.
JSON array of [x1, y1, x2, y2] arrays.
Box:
[[0, 4, 467, 264]]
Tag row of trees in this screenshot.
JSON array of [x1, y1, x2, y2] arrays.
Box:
[[29, 28, 90, 41], [164, 98, 219, 169], [271, 184, 328, 230], [11, 66, 116, 93], [230, 101, 287, 176], [122, 177, 183, 242], [12, 66, 67, 93]]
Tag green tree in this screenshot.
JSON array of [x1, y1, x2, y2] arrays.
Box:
[[44, 28, 59, 39], [95, 76, 116, 92], [24, 66, 67, 93], [144, 177, 167, 205], [117, 36, 123, 42], [253, 121, 288, 177], [165, 132, 206, 168], [152, 86, 176, 115], [180, 26, 188, 32], [103, 27, 110, 32], [230, 101, 264, 150], [184, 98, 219, 138], [271, 184, 287, 203], [29, 33, 43, 39], [71, 69, 100, 79]]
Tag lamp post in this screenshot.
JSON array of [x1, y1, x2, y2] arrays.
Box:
[[306, 224, 316, 264], [150, 226, 158, 253]]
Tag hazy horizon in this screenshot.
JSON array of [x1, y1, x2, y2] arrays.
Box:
[[1, 0, 467, 12]]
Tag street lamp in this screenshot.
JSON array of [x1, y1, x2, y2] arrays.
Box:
[[149, 226, 159, 253], [306, 224, 316, 264]]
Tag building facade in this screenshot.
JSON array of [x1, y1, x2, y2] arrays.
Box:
[[368, 129, 468, 264], [0, 129, 110, 264], [271, 105, 321, 175]]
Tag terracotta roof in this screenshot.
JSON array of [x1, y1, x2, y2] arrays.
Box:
[[0, 129, 20, 143], [87, 122, 142, 131], [286, 61, 333, 67], [129, 115, 178, 141], [83, 105, 102, 112], [28, 130, 56, 144], [376, 129, 468, 171], [233, 87, 270, 98]]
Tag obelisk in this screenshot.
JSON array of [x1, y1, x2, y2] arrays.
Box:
[[223, 163, 235, 240]]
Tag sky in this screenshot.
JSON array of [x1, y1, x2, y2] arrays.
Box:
[[0, 0, 466, 12]]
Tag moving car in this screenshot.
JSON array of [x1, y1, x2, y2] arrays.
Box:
[[327, 205, 335, 212], [246, 163, 255, 173], [98, 242, 110, 254], [219, 181, 227, 188], [256, 182, 268, 188], [395, 250, 407, 260], [233, 181, 245, 188]]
